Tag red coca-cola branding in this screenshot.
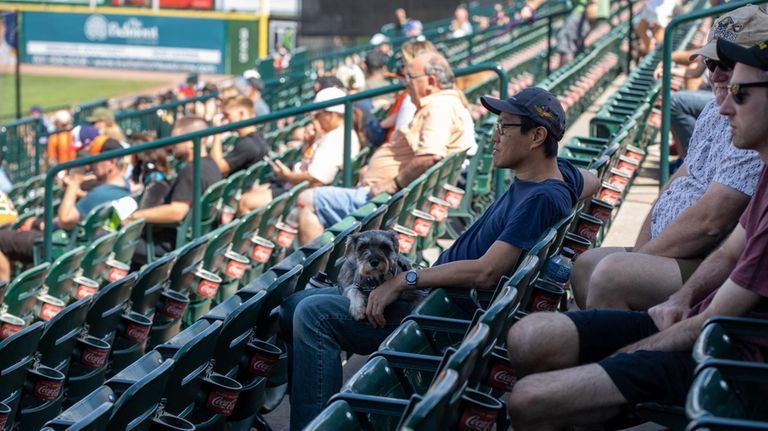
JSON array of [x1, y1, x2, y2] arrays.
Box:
[[197, 278, 220, 299], [486, 360, 517, 391], [589, 204, 612, 223], [75, 283, 98, 300], [251, 244, 273, 263], [564, 239, 589, 259], [598, 187, 620, 206], [577, 221, 600, 242], [458, 406, 497, 431], [248, 353, 278, 377], [206, 388, 239, 416], [39, 302, 62, 321], [33, 378, 62, 401], [221, 207, 235, 225], [161, 298, 187, 320], [428, 202, 448, 222], [397, 232, 415, 253], [412, 217, 433, 237], [531, 291, 560, 312], [608, 174, 629, 191], [0, 411, 8, 430], [615, 160, 638, 175], [276, 230, 295, 248], [0, 322, 23, 340], [123, 320, 150, 343], [625, 149, 644, 162], [108, 266, 129, 283], [80, 346, 109, 368], [225, 259, 248, 279], [444, 190, 463, 208]]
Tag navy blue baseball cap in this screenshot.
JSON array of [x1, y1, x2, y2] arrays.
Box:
[[717, 39, 768, 71], [481, 87, 566, 141]]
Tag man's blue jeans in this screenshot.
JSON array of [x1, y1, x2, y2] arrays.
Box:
[[278, 287, 415, 431], [669, 90, 713, 156]]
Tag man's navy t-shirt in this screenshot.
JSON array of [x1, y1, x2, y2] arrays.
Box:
[[435, 159, 583, 265]]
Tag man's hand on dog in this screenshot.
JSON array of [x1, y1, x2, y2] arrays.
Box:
[[365, 276, 405, 328]]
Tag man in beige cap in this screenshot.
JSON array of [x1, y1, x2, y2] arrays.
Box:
[[571, 4, 767, 313]]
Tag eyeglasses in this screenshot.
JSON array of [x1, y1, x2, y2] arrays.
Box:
[[495, 122, 523, 136], [727, 81, 768, 105], [404, 72, 427, 83], [703, 58, 733, 73]]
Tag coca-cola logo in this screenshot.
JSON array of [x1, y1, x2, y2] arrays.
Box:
[[108, 267, 129, 282], [599, 189, 619, 205], [81, 347, 109, 368], [397, 233, 415, 253], [276, 230, 295, 248], [458, 408, 497, 431], [577, 224, 598, 241], [445, 191, 463, 208], [207, 390, 238, 415], [487, 363, 517, 391], [412, 218, 432, 236], [197, 279, 219, 299], [76, 284, 97, 299], [0, 322, 22, 340], [616, 162, 635, 174], [226, 260, 247, 279], [162, 299, 186, 320], [590, 208, 610, 223], [40, 303, 62, 321], [429, 203, 448, 222], [0, 412, 8, 429], [249, 355, 277, 377], [33, 379, 62, 401], [532, 293, 559, 312], [124, 321, 150, 343], [609, 175, 628, 189], [251, 245, 272, 263]]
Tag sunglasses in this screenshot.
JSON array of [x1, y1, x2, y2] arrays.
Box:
[[703, 58, 734, 73], [495, 121, 523, 136], [727, 81, 768, 105]]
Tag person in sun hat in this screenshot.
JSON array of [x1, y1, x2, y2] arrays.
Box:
[[503, 35, 768, 431], [572, 4, 768, 313]]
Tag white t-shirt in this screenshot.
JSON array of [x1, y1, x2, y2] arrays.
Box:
[[306, 125, 361, 185]]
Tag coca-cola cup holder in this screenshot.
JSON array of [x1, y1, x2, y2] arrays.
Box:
[[274, 222, 298, 249], [104, 259, 131, 284], [249, 235, 275, 264], [0, 313, 25, 340], [193, 268, 223, 300], [35, 294, 65, 322], [25, 365, 65, 402], [525, 278, 565, 313], [223, 251, 250, 280], [393, 225, 418, 254], [241, 339, 282, 378], [73, 335, 111, 369], [73, 275, 100, 300], [156, 290, 190, 322], [0, 401, 10, 430], [197, 372, 242, 417], [484, 346, 517, 392], [150, 413, 195, 431], [118, 311, 152, 345], [456, 388, 503, 431]]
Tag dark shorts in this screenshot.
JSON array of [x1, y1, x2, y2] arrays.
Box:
[[566, 309, 696, 405], [0, 229, 43, 263]]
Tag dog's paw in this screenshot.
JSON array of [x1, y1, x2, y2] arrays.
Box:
[[346, 288, 367, 320]]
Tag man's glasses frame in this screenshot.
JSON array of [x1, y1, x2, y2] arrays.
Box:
[[495, 121, 523, 136], [703, 57, 733, 73], [728, 81, 768, 105]]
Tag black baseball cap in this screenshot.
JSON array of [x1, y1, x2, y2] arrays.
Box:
[[481, 87, 566, 141], [716, 39, 768, 71]]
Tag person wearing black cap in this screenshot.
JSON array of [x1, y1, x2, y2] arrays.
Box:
[[502, 41, 768, 430], [0, 138, 131, 281]]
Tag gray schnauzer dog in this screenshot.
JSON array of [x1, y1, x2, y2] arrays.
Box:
[[338, 230, 413, 320]]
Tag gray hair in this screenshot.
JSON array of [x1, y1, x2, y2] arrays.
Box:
[[424, 55, 455, 90]]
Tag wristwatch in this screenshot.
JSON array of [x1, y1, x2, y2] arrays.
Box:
[[405, 270, 418, 288]]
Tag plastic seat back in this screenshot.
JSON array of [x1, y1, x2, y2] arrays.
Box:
[[38, 296, 93, 371], [0, 322, 44, 401], [4, 263, 50, 317], [80, 231, 119, 281], [398, 369, 461, 431], [177, 179, 226, 247], [201, 220, 241, 273], [107, 354, 175, 431], [206, 290, 267, 375], [220, 170, 246, 213], [45, 246, 86, 302], [303, 400, 364, 431], [130, 253, 176, 315], [74, 202, 113, 245], [43, 385, 115, 431], [86, 273, 138, 340], [324, 218, 362, 282], [380, 189, 406, 230], [257, 192, 290, 238], [295, 232, 335, 291], [231, 207, 267, 256], [254, 265, 303, 338], [112, 218, 146, 264], [167, 235, 209, 294]]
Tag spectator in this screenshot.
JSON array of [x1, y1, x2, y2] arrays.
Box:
[[572, 5, 767, 311], [403, 19, 424, 37], [364, 50, 391, 92], [393, 8, 412, 36], [295, 52, 473, 244], [503, 38, 768, 430], [133, 147, 172, 209], [86, 107, 126, 141], [0, 138, 131, 281], [125, 117, 222, 266], [636, 0, 677, 54], [279, 87, 599, 430], [521, 0, 610, 67], [210, 95, 269, 177], [47, 110, 74, 165], [240, 87, 362, 213], [240, 76, 270, 118], [450, 5, 473, 38], [490, 3, 511, 26], [369, 33, 392, 57]]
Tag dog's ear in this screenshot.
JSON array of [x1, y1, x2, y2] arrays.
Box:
[[344, 233, 360, 261], [388, 230, 399, 253]]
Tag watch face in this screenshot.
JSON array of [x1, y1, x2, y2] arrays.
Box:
[[406, 271, 417, 284]]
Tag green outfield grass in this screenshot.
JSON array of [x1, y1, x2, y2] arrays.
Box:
[[0, 73, 167, 121]]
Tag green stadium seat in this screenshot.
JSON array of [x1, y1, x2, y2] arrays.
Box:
[[294, 232, 335, 292], [687, 360, 768, 425], [3, 263, 50, 322], [111, 218, 145, 265], [397, 369, 461, 431], [219, 170, 247, 222], [45, 246, 86, 303], [80, 230, 119, 283], [324, 218, 362, 282], [303, 400, 365, 431], [37, 296, 92, 371], [199, 220, 241, 303], [693, 317, 768, 364], [43, 385, 115, 431], [0, 321, 45, 431]]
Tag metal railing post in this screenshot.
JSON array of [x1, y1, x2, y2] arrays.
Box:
[[493, 64, 509, 200], [343, 101, 353, 187], [659, 0, 762, 189], [626, 0, 633, 72], [546, 16, 553, 75], [192, 136, 202, 239]]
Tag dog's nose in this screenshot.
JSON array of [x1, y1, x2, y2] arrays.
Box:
[[370, 259, 380, 267]]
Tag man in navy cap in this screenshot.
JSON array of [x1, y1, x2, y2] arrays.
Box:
[[281, 86, 598, 430], [503, 40, 768, 430]]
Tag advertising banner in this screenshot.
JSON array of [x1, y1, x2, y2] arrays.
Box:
[[1, 11, 17, 67], [225, 18, 257, 75], [22, 11, 226, 73]]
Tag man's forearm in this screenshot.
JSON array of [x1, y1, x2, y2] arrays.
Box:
[[677, 244, 740, 306], [133, 204, 186, 225], [396, 155, 440, 187], [620, 314, 705, 353]]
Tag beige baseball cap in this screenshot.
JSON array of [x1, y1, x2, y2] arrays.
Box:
[[690, 5, 768, 61]]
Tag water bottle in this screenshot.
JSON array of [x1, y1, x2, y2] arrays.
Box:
[[285, 203, 304, 230], [542, 247, 575, 288]]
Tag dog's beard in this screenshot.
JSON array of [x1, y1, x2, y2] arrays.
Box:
[[358, 260, 390, 279]]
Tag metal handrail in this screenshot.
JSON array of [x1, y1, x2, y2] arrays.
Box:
[[659, 0, 766, 188], [42, 62, 509, 261]]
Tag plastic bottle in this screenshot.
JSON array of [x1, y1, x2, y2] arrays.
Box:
[[285, 203, 304, 229], [541, 247, 576, 288]]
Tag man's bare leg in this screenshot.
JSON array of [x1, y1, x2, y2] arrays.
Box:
[[507, 312, 580, 375], [586, 252, 684, 310], [0, 250, 10, 282], [297, 189, 324, 245], [571, 247, 629, 309], [239, 184, 272, 215]]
